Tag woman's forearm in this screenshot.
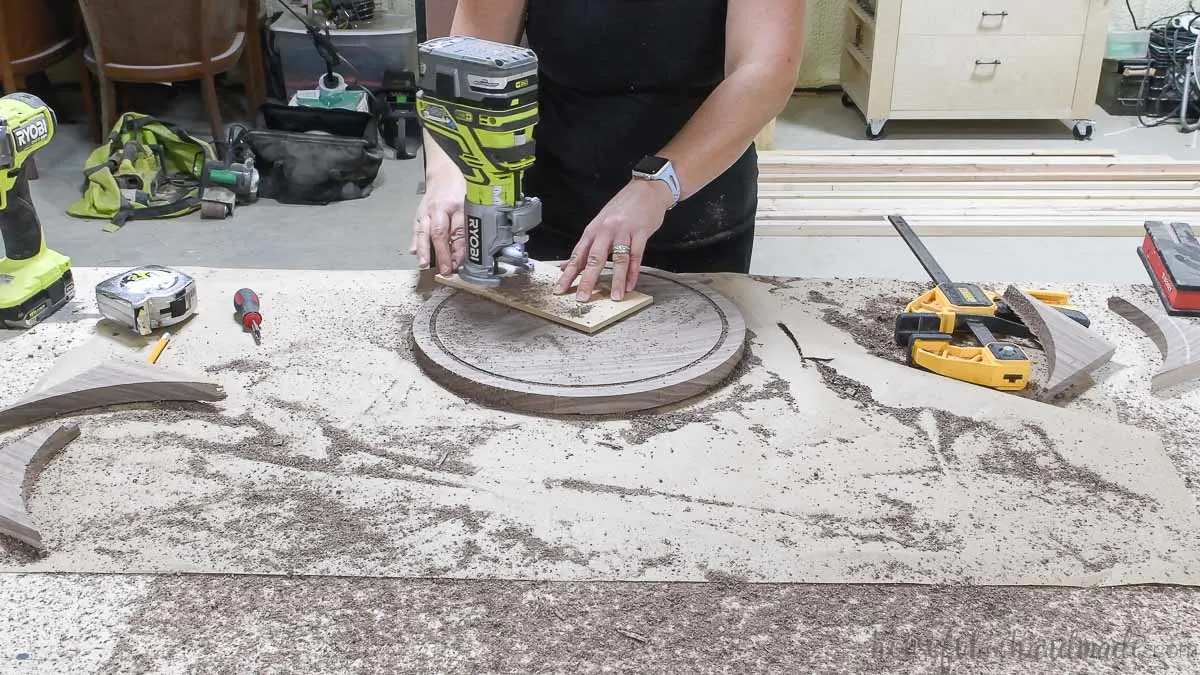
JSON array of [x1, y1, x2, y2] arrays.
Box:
[[657, 64, 797, 202], [655, 1, 806, 203]]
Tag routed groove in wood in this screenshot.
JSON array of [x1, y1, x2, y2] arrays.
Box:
[[410, 267, 747, 415], [1108, 296, 1200, 394], [0, 423, 81, 550], [0, 361, 226, 433], [1002, 286, 1116, 400]]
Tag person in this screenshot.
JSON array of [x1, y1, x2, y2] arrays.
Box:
[[410, 0, 806, 301]]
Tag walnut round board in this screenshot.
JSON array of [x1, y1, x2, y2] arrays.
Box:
[[410, 267, 747, 415]]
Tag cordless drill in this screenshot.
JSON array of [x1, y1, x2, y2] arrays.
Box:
[[416, 36, 541, 286], [0, 93, 74, 328]]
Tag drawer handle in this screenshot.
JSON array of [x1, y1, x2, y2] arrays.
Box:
[[975, 59, 1002, 66], [981, 10, 1008, 17]]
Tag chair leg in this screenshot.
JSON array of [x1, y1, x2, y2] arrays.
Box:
[[98, 74, 117, 142], [245, 37, 266, 110], [202, 74, 226, 160], [0, 61, 15, 96], [244, 1, 267, 110], [76, 51, 100, 143]]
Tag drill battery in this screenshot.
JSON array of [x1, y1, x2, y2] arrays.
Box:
[[416, 35, 542, 285]]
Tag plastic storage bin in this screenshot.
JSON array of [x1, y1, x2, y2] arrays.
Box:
[[270, 10, 417, 95], [1105, 30, 1150, 60]]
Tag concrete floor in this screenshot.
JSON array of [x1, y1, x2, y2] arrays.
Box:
[[27, 87, 1200, 283], [8, 83, 1200, 673]]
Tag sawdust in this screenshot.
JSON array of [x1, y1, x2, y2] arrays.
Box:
[[86, 403, 485, 485], [812, 362, 925, 436], [746, 275, 800, 295], [807, 289, 841, 305], [544, 478, 821, 524], [618, 354, 795, 446], [811, 360, 1155, 514], [94, 576, 1200, 674], [702, 568, 749, 584], [1046, 533, 1124, 573], [817, 282, 932, 362], [975, 423, 1156, 512], [809, 494, 960, 553], [637, 551, 680, 573], [203, 358, 269, 375], [370, 308, 417, 363], [493, 524, 593, 566]]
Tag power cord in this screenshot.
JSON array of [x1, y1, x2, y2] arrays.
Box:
[[1133, 11, 1200, 129], [1179, 14, 1200, 131]]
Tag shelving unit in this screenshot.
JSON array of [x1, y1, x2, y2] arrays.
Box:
[[839, 0, 1112, 140]]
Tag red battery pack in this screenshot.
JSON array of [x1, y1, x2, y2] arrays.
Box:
[[1137, 221, 1200, 317]]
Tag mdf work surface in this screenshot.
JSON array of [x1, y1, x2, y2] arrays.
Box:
[[839, 0, 1113, 140]]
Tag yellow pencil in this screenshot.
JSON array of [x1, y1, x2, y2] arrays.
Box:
[[147, 332, 172, 364]]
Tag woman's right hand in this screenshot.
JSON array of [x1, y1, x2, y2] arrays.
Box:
[[411, 165, 468, 275]]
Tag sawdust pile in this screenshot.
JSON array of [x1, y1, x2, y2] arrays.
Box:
[[812, 280, 932, 363]]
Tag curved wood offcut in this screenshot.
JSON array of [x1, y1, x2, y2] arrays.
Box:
[[0, 423, 80, 549], [0, 361, 226, 433], [1108, 295, 1200, 394], [1002, 286, 1115, 399], [412, 267, 747, 415]]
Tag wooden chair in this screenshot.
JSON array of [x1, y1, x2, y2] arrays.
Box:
[[0, 0, 98, 176], [77, 0, 267, 157]]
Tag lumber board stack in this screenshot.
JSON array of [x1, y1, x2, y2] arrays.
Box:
[[755, 149, 1200, 237]]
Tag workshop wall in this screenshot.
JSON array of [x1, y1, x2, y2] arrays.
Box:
[[795, 0, 1196, 87]]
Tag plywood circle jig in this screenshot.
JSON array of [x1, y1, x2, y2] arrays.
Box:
[[410, 267, 747, 414]]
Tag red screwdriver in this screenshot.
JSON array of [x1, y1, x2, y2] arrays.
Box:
[[233, 288, 263, 345]]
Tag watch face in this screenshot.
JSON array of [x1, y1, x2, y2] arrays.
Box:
[[634, 156, 669, 175]]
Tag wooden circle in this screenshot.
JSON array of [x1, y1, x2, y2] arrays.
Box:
[[410, 267, 747, 414]]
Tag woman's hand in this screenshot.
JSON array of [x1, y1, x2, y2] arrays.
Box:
[[410, 165, 468, 276], [554, 179, 674, 301]]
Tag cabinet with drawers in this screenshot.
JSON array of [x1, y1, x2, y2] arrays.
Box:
[[838, 0, 1112, 140]]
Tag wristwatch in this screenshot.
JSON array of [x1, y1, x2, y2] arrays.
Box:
[[632, 155, 681, 209]]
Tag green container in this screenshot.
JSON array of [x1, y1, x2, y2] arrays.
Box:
[[1106, 30, 1150, 60]]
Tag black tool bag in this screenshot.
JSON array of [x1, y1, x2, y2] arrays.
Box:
[[230, 103, 385, 204]]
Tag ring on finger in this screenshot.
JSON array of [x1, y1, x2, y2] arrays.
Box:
[[612, 243, 631, 257]]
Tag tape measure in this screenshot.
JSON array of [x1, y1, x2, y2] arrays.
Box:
[[95, 265, 198, 336]]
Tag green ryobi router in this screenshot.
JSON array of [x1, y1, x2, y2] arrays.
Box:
[[0, 92, 74, 329], [415, 35, 541, 286]]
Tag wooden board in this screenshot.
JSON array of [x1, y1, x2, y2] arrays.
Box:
[[1108, 296, 1200, 395], [1003, 286, 1116, 400], [0, 423, 80, 550], [0, 361, 226, 433], [758, 181, 1200, 194], [753, 218, 1153, 238], [434, 261, 652, 334], [763, 148, 1122, 157], [412, 267, 746, 415]]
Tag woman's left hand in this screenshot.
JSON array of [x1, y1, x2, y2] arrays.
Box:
[[554, 179, 675, 301]]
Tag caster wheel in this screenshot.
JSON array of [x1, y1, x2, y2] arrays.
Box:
[[866, 122, 887, 140], [841, 92, 854, 108], [1072, 122, 1094, 141]]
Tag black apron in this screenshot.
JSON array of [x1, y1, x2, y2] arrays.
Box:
[[521, 0, 758, 261]]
